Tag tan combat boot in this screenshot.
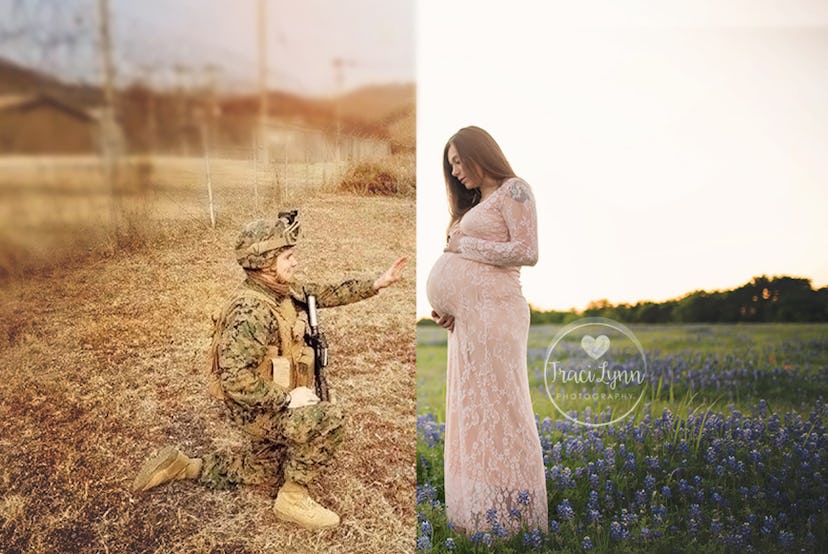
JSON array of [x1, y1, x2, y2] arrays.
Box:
[[132, 446, 202, 493], [273, 481, 340, 529]]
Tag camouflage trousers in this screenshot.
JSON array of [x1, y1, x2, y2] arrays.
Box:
[[199, 401, 345, 492]]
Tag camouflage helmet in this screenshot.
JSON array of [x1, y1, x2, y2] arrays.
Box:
[[235, 210, 300, 269]]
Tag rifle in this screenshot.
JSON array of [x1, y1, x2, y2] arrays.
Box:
[[305, 294, 330, 401]]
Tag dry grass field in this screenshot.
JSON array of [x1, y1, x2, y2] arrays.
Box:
[[0, 156, 416, 553]]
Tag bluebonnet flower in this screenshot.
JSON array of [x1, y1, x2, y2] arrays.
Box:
[[482, 533, 493, 547], [760, 515, 775, 536], [509, 508, 521, 521], [603, 492, 615, 510], [610, 521, 629, 541], [706, 446, 717, 464], [641, 527, 651, 540], [582, 536, 593, 550], [419, 454, 431, 472], [416, 535, 431, 551], [633, 427, 644, 443], [777, 530, 794, 549], [444, 537, 455, 551], [541, 417, 553, 434], [711, 519, 723, 534], [689, 503, 702, 520], [634, 489, 647, 506], [416, 484, 437, 505], [711, 492, 724, 506], [644, 475, 656, 491], [470, 532, 483, 544], [661, 485, 672, 499], [557, 499, 575, 521], [552, 442, 562, 463], [523, 529, 543, 549], [688, 518, 699, 534], [651, 504, 667, 523], [420, 520, 432, 537], [517, 490, 530, 506], [417, 414, 443, 447], [586, 509, 601, 523], [645, 455, 660, 470], [623, 453, 636, 472], [549, 519, 560, 533], [589, 473, 599, 489], [588, 490, 599, 509], [486, 509, 497, 526]]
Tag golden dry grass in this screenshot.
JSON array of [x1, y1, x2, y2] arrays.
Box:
[[0, 160, 416, 553]]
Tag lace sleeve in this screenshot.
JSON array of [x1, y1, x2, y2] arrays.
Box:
[[458, 179, 538, 267]]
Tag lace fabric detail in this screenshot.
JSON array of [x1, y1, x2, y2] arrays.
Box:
[[427, 177, 548, 534], [458, 178, 538, 267]]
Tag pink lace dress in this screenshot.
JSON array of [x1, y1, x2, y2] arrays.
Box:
[[426, 177, 548, 534]]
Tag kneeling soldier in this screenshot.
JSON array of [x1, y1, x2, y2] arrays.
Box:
[[133, 210, 407, 529]]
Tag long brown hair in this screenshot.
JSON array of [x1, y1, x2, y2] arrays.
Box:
[[443, 126, 516, 234]]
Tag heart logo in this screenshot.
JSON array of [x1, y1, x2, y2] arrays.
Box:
[[581, 335, 610, 359]]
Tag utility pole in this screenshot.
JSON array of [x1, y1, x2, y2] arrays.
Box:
[[200, 64, 220, 228], [204, 64, 221, 148], [97, 0, 121, 236], [331, 57, 356, 164], [257, 0, 269, 205], [174, 63, 190, 156], [140, 64, 157, 154]]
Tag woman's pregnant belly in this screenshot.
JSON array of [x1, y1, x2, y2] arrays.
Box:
[[426, 252, 474, 316]]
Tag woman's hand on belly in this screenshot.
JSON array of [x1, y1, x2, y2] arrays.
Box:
[[444, 229, 466, 254], [431, 310, 455, 332]]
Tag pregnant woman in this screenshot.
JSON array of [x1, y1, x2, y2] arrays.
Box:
[[426, 126, 548, 534]]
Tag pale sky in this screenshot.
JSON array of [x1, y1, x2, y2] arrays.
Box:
[[416, 1, 828, 318], [0, 0, 415, 96], [118, 0, 416, 95]]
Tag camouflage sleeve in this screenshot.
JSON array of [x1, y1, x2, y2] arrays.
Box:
[[217, 297, 288, 411], [300, 275, 380, 308]]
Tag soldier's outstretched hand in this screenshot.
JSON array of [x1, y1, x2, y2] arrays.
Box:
[[373, 256, 408, 291]]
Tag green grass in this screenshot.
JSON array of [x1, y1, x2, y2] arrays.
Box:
[[418, 323, 828, 425]]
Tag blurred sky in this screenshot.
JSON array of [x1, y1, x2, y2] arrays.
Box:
[[416, 0, 828, 318], [0, 0, 415, 96]]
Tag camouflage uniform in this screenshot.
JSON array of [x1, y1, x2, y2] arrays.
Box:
[[200, 215, 378, 492]]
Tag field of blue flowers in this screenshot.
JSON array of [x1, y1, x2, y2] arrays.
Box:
[[416, 324, 828, 553]]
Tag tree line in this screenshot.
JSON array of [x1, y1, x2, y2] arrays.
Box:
[[527, 275, 828, 324]]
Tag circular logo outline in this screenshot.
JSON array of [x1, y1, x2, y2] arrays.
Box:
[[543, 317, 648, 427]]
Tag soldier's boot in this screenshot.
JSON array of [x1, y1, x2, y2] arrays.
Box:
[[273, 481, 340, 529], [132, 446, 203, 493]]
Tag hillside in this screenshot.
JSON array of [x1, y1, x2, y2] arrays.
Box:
[[0, 56, 415, 149]]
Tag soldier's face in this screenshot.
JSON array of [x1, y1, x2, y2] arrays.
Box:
[[274, 247, 298, 282]]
